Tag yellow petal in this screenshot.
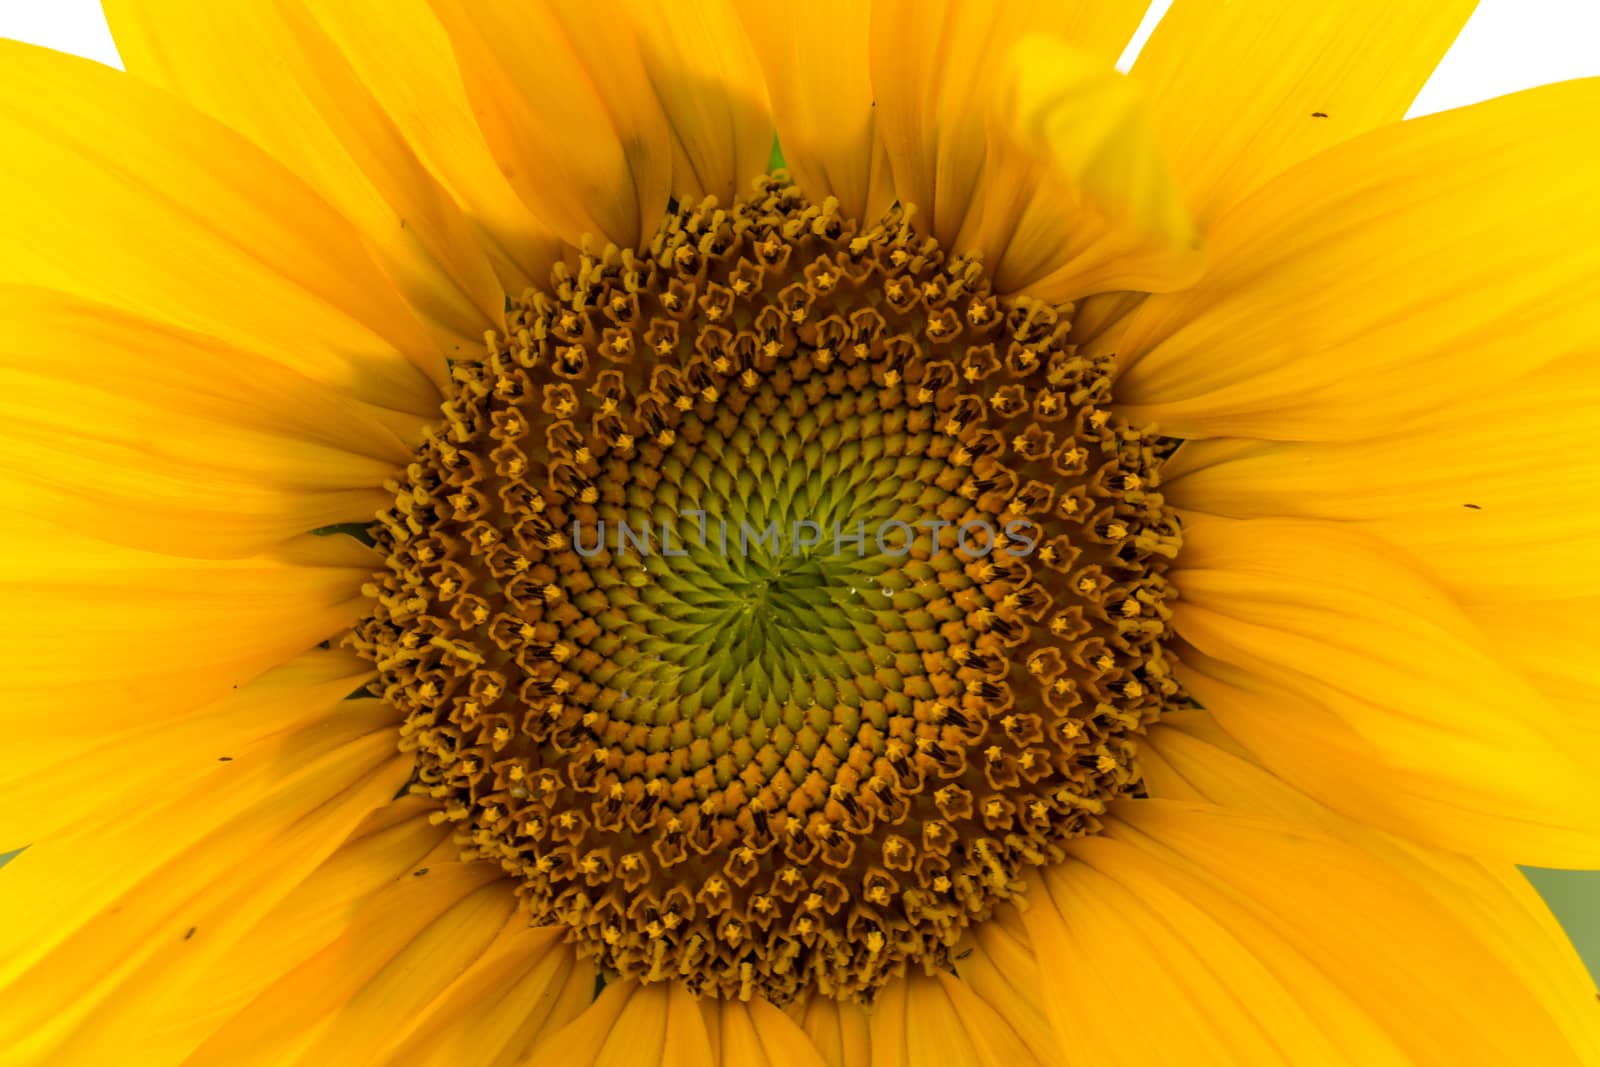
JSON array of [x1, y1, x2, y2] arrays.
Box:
[[859, 970, 1043, 1067], [0, 41, 442, 415], [524, 980, 684, 1065], [1165, 350, 1600, 601], [1116, 78, 1600, 440], [899, 978, 985, 1067], [655, 984, 716, 1067], [1056, 1, 1159, 63], [868, 0, 1152, 250], [1172, 514, 1600, 865], [0, 286, 413, 558], [57, 799, 450, 1064], [618, 0, 773, 205], [0, 646, 374, 850], [1466, 599, 1600, 768], [296, 900, 557, 1067], [430, 0, 768, 251], [1143, 713, 1600, 1063], [1031, 834, 1408, 1063], [864, 976, 912, 1067], [0, 521, 374, 736], [793, 993, 871, 1067], [551, 989, 846, 1067], [717, 997, 830, 1067], [0, 701, 410, 1063], [736, 1, 893, 224], [972, 37, 1200, 300], [929, 973, 1048, 1067], [424, 0, 662, 249], [1025, 800, 1587, 1066], [373, 926, 594, 1067], [105, 0, 507, 366], [1133, 0, 1474, 228], [951, 907, 1066, 1067], [297, 0, 565, 295], [184, 859, 515, 1065], [1061, 291, 1153, 402]]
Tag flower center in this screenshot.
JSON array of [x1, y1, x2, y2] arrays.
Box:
[[354, 177, 1183, 1003]]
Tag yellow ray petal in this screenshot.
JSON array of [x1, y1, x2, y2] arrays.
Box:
[[0, 286, 413, 558], [899, 978, 986, 1067], [716, 997, 830, 1067], [0, 41, 442, 415], [793, 993, 871, 1067], [187, 860, 517, 1066], [951, 907, 1066, 1067], [1466, 599, 1600, 767], [618, 0, 773, 206], [57, 799, 449, 1064], [1057, 1, 1157, 62], [517, 981, 633, 1064], [0, 646, 374, 849], [1171, 514, 1600, 865], [429, 0, 769, 252], [868, 0, 1152, 251], [736, 1, 893, 224], [859, 971, 1046, 1067], [184, 863, 512, 1062], [1116, 78, 1600, 440], [0, 698, 403, 979], [658, 983, 716, 1067], [1164, 350, 1600, 601], [366, 929, 592, 1067], [300, 908, 582, 1067], [1067, 290, 1149, 356], [864, 976, 912, 1067], [1132, 0, 1474, 229], [972, 37, 1200, 301], [291, 0, 565, 297], [105, 0, 507, 367], [424, 0, 664, 249], [523, 980, 689, 1065], [927, 973, 1048, 1067], [1026, 801, 1586, 1066], [1142, 713, 1600, 1063], [0, 701, 410, 1063], [1030, 851, 1407, 1062], [0, 521, 374, 736]]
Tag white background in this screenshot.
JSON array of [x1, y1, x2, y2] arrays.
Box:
[[2, 0, 1599, 976]]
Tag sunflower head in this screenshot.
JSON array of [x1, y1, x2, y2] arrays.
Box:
[[8, 2, 1600, 1063], [355, 175, 1183, 1001]]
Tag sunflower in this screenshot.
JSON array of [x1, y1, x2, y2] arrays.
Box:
[[3, 1, 1599, 1064]]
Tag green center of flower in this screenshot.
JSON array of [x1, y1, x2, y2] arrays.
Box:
[[354, 177, 1183, 1003]]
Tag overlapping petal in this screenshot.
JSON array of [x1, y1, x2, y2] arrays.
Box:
[[866, 0, 1151, 249], [0, 699, 410, 1063], [1117, 78, 1600, 440], [1164, 349, 1600, 603], [1171, 514, 1600, 865], [0, 519, 375, 738], [1027, 800, 1591, 1065], [736, 1, 892, 224], [428, 0, 769, 252], [0, 40, 444, 412], [1141, 712, 1600, 1063], [0, 286, 415, 558], [1132, 0, 1475, 227], [105, 0, 509, 360]]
